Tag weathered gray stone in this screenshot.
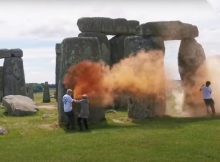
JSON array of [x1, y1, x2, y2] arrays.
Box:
[[114, 94, 130, 110], [26, 83, 34, 99], [110, 35, 164, 63], [128, 95, 154, 119], [89, 107, 105, 122], [10, 49, 23, 57], [109, 35, 128, 64], [0, 49, 10, 58], [43, 82, 50, 103], [78, 32, 110, 64], [124, 36, 165, 56], [128, 93, 166, 119], [178, 38, 206, 80], [0, 127, 7, 135], [58, 37, 103, 125], [125, 43, 166, 119], [3, 57, 27, 96], [137, 21, 198, 40], [0, 67, 3, 101], [2, 95, 37, 116], [178, 38, 207, 115], [77, 17, 139, 35], [110, 35, 166, 117], [109, 35, 134, 109], [0, 49, 23, 58], [55, 43, 61, 100]]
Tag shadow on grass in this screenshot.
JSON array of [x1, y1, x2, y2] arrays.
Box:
[[90, 113, 220, 131], [131, 115, 220, 129]]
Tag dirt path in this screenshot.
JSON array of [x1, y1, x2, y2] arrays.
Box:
[[37, 104, 57, 110]]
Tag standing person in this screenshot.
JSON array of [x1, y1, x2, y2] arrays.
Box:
[[73, 94, 90, 131], [200, 81, 216, 116], [63, 89, 75, 130]]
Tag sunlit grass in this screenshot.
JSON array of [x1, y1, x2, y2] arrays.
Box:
[[1, 91, 220, 162], [1, 105, 220, 162]]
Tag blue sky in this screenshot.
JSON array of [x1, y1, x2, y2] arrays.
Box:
[[0, 0, 220, 83]]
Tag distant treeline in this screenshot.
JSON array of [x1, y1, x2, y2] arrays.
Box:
[[27, 83, 56, 93]]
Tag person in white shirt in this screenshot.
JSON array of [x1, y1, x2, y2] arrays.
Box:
[[63, 89, 74, 130], [200, 81, 216, 116]]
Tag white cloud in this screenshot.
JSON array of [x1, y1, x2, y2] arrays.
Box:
[[207, 0, 220, 15], [0, 0, 220, 83], [22, 47, 55, 83], [22, 48, 55, 59], [0, 0, 217, 40]]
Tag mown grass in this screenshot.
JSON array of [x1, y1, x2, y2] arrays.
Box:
[[1, 91, 220, 162]]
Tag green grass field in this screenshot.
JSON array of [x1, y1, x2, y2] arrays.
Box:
[[1, 92, 220, 162]]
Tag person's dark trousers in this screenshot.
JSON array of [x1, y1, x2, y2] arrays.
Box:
[[210, 105, 216, 116], [77, 117, 89, 131], [209, 99, 216, 116], [65, 111, 74, 130]]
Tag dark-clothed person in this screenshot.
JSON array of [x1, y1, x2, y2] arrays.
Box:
[[74, 94, 89, 131]]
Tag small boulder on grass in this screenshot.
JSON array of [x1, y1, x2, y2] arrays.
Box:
[[0, 127, 7, 135], [2, 95, 38, 116]]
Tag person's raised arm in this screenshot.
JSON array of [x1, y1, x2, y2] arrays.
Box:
[[200, 84, 205, 91], [73, 99, 83, 103]]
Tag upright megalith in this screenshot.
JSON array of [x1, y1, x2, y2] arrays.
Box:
[[58, 37, 104, 125], [137, 21, 198, 40], [78, 32, 110, 64], [124, 36, 166, 118], [178, 38, 207, 115], [124, 36, 165, 55], [0, 49, 26, 98], [110, 35, 128, 64], [43, 82, 50, 103], [26, 83, 34, 99], [55, 43, 61, 100], [77, 17, 139, 35], [110, 35, 166, 115], [0, 67, 3, 101], [3, 56, 26, 96], [56, 17, 207, 122]]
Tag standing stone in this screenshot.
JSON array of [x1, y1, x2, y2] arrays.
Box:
[[43, 82, 50, 103], [128, 95, 154, 119], [137, 21, 198, 40], [178, 38, 207, 115], [78, 32, 111, 64], [124, 36, 165, 55], [109, 35, 128, 65], [55, 43, 61, 101], [124, 36, 166, 119], [26, 83, 34, 99], [77, 17, 139, 35], [114, 94, 129, 110], [3, 57, 26, 96], [0, 67, 3, 101], [109, 35, 135, 109], [58, 37, 104, 125], [127, 56, 166, 118]]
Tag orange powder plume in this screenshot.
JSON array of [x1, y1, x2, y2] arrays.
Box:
[[63, 50, 166, 106]]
